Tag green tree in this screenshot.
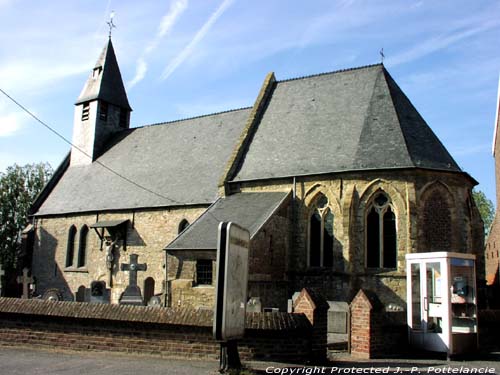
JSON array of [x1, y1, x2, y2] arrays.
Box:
[[472, 189, 495, 235], [0, 162, 53, 269]]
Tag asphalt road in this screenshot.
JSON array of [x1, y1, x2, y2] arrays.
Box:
[[0, 346, 499, 375]]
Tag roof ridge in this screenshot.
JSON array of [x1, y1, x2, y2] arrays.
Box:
[[136, 106, 252, 129], [276, 63, 383, 83]]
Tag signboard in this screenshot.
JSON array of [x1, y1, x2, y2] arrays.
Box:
[[213, 222, 250, 341]]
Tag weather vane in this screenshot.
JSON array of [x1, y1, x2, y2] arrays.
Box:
[[380, 48, 385, 64], [107, 11, 116, 38]]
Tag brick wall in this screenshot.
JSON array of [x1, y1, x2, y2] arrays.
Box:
[[293, 288, 328, 361], [350, 289, 406, 359], [0, 298, 311, 362]]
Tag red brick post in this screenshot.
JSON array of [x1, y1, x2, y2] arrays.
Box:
[[293, 288, 328, 361], [350, 289, 373, 359]]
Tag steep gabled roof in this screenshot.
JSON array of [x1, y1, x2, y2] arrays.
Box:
[[75, 39, 131, 110], [34, 108, 251, 215], [231, 64, 460, 182]]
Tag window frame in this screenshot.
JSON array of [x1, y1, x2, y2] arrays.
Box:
[[195, 259, 213, 286], [66, 225, 77, 268], [364, 192, 397, 270], [307, 195, 335, 268], [77, 225, 89, 268]]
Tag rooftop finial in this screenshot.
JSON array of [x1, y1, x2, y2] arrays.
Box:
[[107, 11, 116, 38], [380, 48, 385, 64]]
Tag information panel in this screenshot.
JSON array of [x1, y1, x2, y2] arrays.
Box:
[[213, 222, 250, 341]]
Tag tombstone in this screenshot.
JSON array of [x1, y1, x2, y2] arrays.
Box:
[[119, 254, 147, 306], [42, 288, 63, 301], [246, 297, 262, 313], [17, 268, 34, 299], [327, 301, 349, 347], [148, 295, 162, 307], [90, 281, 110, 304], [143, 277, 155, 305], [75, 285, 87, 302], [0, 264, 5, 297]]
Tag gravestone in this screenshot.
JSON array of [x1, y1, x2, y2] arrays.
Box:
[[246, 297, 262, 313], [90, 281, 110, 304], [327, 301, 349, 346], [119, 254, 147, 306], [0, 264, 4, 297], [17, 268, 34, 299]]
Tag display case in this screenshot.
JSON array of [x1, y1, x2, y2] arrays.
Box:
[[406, 252, 478, 356]]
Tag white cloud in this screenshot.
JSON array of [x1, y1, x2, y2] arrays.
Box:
[[0, 112, 24, 137], [161, 0, 234, 80], [127, 58, 148, 89], [128, 0, 188, 89]]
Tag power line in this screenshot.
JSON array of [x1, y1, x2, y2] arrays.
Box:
[[0, 87, 181, 205]]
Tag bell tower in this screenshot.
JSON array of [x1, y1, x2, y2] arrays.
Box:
[[71, 39, 132, 166]]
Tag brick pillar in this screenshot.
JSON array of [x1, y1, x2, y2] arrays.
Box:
[[350, 289, 373, 359], [293, 288, 328, 361]]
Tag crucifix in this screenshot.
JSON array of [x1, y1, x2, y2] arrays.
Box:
[[107, 11, 116, 38], [119, 254, 147, 306], [0, 264, 5, 297], [17, 268, 34, 299]]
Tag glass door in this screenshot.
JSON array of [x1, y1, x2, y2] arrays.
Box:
[[408, 258, 448, 352]]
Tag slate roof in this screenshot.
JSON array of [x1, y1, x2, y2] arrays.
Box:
[[232, 64, 461, 182], [166, 192, 290, 250], [33, 63, 467, 216], [75, 39, 131, 110], [35, 108, 251, 215]]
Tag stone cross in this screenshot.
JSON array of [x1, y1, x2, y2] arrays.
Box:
[[121, 254, 147, 287], [0, 264, 5, 297], [17, 268, 34, 299], [119, 254, 147, 306]]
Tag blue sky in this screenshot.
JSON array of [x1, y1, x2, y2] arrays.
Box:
[[0, 0, 499, 203]]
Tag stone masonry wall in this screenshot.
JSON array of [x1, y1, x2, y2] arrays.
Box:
[[32, 206, 207, 303], [168, 202, 291, 311], [233, 168, 482, 307]]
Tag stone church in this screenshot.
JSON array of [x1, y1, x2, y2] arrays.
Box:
[[28, 38, 484, 311]]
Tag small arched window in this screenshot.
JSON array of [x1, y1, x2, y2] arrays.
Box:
[[77, 225, 88, 268], [309, 194, 334, 267], [366, 192, 397, 269], [178, 219, 190, 234], [66, 225, 77, 268]]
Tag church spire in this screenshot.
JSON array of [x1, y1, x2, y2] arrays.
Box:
[[75, 39, 131, 111], [71, 39, 132, 166]]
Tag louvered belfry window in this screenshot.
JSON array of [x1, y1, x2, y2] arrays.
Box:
[[81, 103, 90, 121]]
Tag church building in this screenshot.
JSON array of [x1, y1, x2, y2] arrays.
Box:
[[29, 38, 484, 311]]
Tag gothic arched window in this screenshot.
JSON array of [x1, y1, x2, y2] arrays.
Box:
[[178, 219, 190, 234], [309, 194, 334, 267], [77, 225, 88, 268], [66, 225, 77, 268], [366, 192, 397, 269]]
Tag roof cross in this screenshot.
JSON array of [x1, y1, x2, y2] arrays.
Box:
[[17, 268, 34, 299], [380, 48, 385, 63], [107, 11, 116, 38]]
